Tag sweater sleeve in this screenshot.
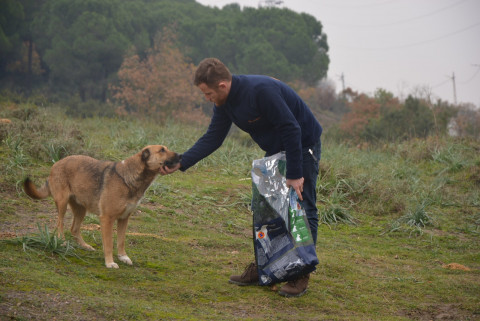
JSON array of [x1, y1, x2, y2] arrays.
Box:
[[179, 106, 232, 171], [256, 87, 303, 179]]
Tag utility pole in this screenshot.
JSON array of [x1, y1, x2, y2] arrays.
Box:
[[448, 72, 457, 105], [338, 73, 345, 92]]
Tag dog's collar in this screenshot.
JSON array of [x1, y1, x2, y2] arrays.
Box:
[[111, 163, 130, 191]]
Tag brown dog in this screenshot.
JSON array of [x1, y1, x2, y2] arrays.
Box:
[[23, 145, 181, 268]]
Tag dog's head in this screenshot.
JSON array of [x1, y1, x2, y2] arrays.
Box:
[[141, 145, 181, 171]]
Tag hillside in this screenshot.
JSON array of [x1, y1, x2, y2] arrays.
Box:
[[0, 103, 479, 320]]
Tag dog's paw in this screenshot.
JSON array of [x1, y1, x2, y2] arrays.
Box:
[[118, 255, 133, 265], [81, 244, 95, 251], [105, 262, 119, 269]]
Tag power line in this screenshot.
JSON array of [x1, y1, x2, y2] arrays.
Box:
[[325, 0, 468, 28], [459, 64, 480, 84], [432, 79, 450, 89], [337, 21, 480, 50], [313, 0, 399, 9]]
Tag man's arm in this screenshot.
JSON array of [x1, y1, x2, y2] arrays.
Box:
[[160, 106, 232, 175]]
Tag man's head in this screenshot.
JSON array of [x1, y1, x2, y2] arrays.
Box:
[[194, 58, 232, 106]]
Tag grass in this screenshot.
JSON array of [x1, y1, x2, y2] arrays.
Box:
[[5, 223, 81, 260], [383, 199, 435, 236], [0, 102, 479, 320]]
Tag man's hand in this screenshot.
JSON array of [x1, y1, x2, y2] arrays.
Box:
[[286, 177, 304, 201], [159, 162, 181, 176]]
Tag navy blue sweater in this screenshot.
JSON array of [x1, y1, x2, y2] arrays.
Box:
[[180, 75, 322, 179]]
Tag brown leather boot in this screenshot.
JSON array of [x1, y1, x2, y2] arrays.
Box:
[[278, 274, 310, 297], [229, 262, 259, 286]]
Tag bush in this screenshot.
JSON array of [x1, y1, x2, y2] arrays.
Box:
[[363, 96, 435, 141]]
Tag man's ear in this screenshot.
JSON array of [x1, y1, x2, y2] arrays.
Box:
[[217, 81, 227, 90]]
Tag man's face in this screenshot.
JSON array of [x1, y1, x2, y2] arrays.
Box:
[[198, 82, 229, 106]]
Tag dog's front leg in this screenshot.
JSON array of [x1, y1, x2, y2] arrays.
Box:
[[100, 214, 118, 268], [117, 215, 133, 266]]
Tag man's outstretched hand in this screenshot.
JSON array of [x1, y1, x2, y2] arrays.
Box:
[[286, 177, 304, 201], [159, 163, 181, 176]]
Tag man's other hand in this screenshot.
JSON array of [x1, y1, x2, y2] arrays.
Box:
[[286, 177, 304, 201]]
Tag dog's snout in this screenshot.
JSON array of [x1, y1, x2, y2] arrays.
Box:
[[164, 153, 181, 169]]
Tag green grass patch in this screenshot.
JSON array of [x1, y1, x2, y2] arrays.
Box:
[[3, 224, 81, 260]]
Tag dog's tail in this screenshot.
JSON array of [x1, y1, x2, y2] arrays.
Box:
[[23, 177, 50, 199]]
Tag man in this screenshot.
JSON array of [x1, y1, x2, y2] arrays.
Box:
[[160, 58, 322, 297]]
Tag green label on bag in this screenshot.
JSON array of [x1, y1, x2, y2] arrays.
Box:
[[289, 205, 311, 243]]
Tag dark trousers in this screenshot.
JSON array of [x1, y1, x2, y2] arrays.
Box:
[[301, 139, 321, 245]]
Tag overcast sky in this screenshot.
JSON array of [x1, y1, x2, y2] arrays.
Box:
[[195, 0, 480, 107]]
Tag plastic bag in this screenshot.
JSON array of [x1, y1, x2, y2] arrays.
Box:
[[251, 152, 318, 285]]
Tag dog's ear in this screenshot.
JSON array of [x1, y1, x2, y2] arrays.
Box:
[[141, 148, 151, 162]]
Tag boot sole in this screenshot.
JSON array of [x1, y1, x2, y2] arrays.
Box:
[[228, 279, 258, 286], [278, 289, 307, 298]]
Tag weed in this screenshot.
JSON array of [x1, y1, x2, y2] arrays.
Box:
[[2, 224, 81, 260], [113, 127, 149, 151], [456, 212, 480, 235], [237, 189, 253, 209], [384, 199, 434, 236], [432, 144, 468, 174], [391, 162, 418, 180], [403, 200, 434, 227], [318, 178, 358, 226], [321, 204, 357, 226], [4, 134, 29, 169], [43, 142, 68, 163]]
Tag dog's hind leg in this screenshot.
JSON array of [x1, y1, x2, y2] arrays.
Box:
[[116, 215, 133, 266], [100, 214, 118, 268], [69, 199, 95, 251]]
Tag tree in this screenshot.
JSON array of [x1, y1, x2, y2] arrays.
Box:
[[295, 79, 336, 112], [432, 99, 457, 136], [32, 0, 131, 101], [235, 7, 328, 84], [0, 0, 24, 76], [335, 89, 438, 142], [403, 96, 435, 138], [235, 36, 293, 78], [363, 96, 434, 141], [111, 28, 205, 124], [179, 5, 329, 85], [1, 0, 330, 108], [42, 9, 129, 101], [447, 103, 480, 139], [5, 41, 43, 76], [339, 93, 381, 139]]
